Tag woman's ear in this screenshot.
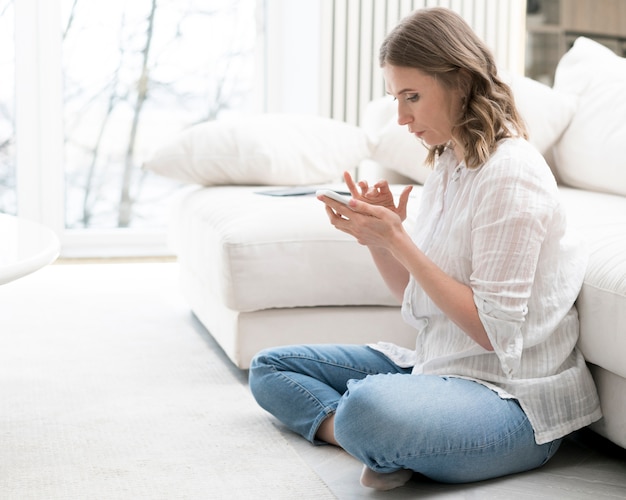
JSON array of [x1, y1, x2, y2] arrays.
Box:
[[456, 68, 472, 97]]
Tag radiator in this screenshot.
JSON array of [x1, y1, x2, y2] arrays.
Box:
[[320, 0, 527, 125]]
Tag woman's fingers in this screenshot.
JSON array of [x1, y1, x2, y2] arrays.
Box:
[[343, 171, 361, 197], [396, 185, 414, 220]]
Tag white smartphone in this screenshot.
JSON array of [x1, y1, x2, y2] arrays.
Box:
[[316, 189, 351, 205]]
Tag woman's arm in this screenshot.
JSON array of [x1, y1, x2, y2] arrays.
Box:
[[324, 195, 493, 351], [318, 171, 491, 350], [388, 227, 493, 351], [368, 246, 410, 303], [345, 171, 413, 302]]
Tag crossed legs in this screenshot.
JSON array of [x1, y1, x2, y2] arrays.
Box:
[[249, 344, 560, 490]]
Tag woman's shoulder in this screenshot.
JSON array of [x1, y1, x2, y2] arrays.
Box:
[[472, 138, 558, 198], [482, 138, 554, 181], [492, 137, 544, 163]]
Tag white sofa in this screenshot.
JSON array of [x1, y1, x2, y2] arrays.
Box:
[[145, 38, 626, 450]]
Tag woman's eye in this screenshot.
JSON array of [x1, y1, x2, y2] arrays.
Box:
[[405, 94, 419, 102]]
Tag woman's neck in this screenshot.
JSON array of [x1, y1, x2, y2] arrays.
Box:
[[446, 139, 465, 165]]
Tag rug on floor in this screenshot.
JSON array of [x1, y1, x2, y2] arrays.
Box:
[[0, 262, 335, 500]]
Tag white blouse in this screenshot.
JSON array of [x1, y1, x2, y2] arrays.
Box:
[[370, 138, 602, 444]]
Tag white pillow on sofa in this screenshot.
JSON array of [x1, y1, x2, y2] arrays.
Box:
[[143, 114, 372, 186], [552, 37, 626, 196], [503, 72, 577, 155], [362, 74, 576, 184]]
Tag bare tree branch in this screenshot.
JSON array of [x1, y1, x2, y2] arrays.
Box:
[[62, 0, 79, 40], [118, 0, 157, 227], [79, 64, 122, 227]]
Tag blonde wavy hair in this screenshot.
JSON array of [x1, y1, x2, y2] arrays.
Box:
[[379, 7, 528, 170]]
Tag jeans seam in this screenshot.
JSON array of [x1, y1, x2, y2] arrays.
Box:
[[274, 353, 381, 377]]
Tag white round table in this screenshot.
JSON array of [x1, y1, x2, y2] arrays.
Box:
[[0, 213, 60, 285]]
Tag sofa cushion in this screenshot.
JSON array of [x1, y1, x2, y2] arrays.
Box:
[[503, 72, 577, 156], [558, 187, 626, 380], [143, 114, 371, 186], [169, 185, 421, 312], [553, 37, 626, 196]]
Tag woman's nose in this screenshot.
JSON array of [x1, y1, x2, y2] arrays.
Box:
[[396, 103, 412, 126]]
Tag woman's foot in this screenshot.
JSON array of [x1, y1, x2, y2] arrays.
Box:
[[360, 465, 413, 491]]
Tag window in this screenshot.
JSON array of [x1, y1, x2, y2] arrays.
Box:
[[62, 0, 258, 231], [4, 0, 259, 256]]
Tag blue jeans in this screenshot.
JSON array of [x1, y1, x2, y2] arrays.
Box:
[[249, 344, 562, 484]]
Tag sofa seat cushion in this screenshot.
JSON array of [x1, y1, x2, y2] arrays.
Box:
[[170, 185, 421, 312], [559, 187, 626, 379]]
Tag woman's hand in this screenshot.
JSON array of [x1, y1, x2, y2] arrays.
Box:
[[344, 171, 413, 222], [317, 171, 414, 300], [330, 200, 406, 248], [317, 171, 412, 250]]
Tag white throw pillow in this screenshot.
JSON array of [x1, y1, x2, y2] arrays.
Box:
[[143, 114, 372, 186], [362, 74, 576, 184], [502, 72, 577, 155], [552, 37, 626, 196]]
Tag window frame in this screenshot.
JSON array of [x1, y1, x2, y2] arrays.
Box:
[[15, 0, 64, 236]]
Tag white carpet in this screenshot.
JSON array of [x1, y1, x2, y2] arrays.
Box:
[[0, 262, 335, 500]]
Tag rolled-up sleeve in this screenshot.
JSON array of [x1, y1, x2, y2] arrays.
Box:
[[470, 158, 556, 377], [474, 293, 525, 376]]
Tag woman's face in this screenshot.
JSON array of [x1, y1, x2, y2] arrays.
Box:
[[383, 64, 463, 149]]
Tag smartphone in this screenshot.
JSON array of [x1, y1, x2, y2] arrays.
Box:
[[316, 189, 351, 205]]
